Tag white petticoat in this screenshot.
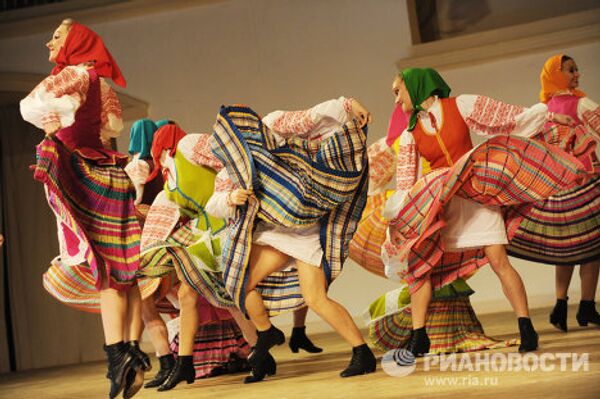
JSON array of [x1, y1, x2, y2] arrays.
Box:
[[441, 196, 508, 251], [253, 221, 323, 268]]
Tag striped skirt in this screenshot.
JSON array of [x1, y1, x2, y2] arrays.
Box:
[[507, 125, 600, 265], [139, 212, 234, 310], [211, 105, 368, 315], [383, 135, 589, 293], [35, 137, 140, 300], [367, 283, 518, 353]]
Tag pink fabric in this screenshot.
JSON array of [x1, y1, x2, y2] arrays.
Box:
[[544, 95, 583, 129], [386, 105, 410, 147]]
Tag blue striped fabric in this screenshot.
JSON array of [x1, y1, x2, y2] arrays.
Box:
[[211, 105, 369, 315]]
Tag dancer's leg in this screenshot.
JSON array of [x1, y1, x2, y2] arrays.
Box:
[[580, 261, 600, 301], [141, 296, 171, 357], [556, 265, 575, 300], [484, 244, 529, 317]]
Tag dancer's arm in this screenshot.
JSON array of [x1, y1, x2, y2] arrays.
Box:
[[367, 138, 396, 194], [456, 94, 552, 137], [99, 79, 123, 146], [124, 156, 150, 205], [19, 65, 89, 136], [205, 169, 240, 220]]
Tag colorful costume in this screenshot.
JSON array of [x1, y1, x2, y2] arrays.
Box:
[[350, 106, 517, 353], [507, 55, 600, 265], [20, 23, 140, 309], [381, 68, 589, 294], [207, 98, 368, 315]]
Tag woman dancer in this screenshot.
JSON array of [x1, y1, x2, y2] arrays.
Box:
[[207, 97, 376, 381], [351, 109, 517, 354], [508, 54, 600, 331], [20, 19, 147, 398], [382, 68, 589, 356]]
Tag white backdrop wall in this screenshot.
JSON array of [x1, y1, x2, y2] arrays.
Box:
[[1, 0, 598, 332]]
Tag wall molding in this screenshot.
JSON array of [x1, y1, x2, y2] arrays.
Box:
[[396, 9, 600, 71]]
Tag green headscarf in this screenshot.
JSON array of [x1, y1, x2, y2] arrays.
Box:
[[128, 118, 158, 159], [400, 68, 451, 131]]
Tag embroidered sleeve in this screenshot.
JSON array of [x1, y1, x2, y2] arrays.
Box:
[[141, 191, 180, 251], [262, 96, 350, 139], [205, 169, 237, 220], [396, 131, 419, 192], [99, 79, 123, 142], [124, 158, 151, 186], [367, 137, 396, 194], [578, 97, 600, 138], [457, 94, 547, 137], [20, 66, 89, 130], [187, 134, 224, 171]]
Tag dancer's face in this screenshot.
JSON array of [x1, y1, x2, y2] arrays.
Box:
[[561, 58, 580, 90], [46, 24, 69, 63], [392, 76, 412, 113]]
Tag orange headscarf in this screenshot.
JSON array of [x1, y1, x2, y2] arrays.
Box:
[[539, 54, 585, 103], [147, 123, 187, 182], [51, 22, 126, 87]]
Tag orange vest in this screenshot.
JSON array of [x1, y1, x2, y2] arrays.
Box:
[[412, 97, 473, 170]]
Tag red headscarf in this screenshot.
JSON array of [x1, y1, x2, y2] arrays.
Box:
[[51, 22, 126, 87], [147, 124, 187, 182], [539, 54, 585, 103]]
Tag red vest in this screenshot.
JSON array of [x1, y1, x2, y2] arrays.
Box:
[[412, 97, 473, 170]]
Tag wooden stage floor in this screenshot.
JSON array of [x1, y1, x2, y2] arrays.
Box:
[[1, 306, 599, 399]]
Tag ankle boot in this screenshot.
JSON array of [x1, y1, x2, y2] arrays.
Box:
[[549, 297, 568, 332], [243, 352, 277, 384], [144, 354, 175, 388], [128, 341, 152, 371], [576, 300, 600, 327], [122, 341, 150, 398], [340, 344, 376, 377], [518, 317, 539, 352], [249, 325, 285, 367], [226, 352, 251, 374], [289, 326, 323, 354], [405, 327, 430, 357], [103, 341, 136, 399], [157, 355, 195, 392]]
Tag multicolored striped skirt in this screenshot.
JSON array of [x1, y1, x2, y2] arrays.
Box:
[[507, 124, 600, 265], [211, 105, 368, 315], [366, 281, 518, 353], [35, 137, 140, 303], [383, 135, 588, 293]]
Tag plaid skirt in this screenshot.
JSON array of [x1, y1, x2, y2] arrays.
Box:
[[211, 105, 368, 315], [383, 134, 589, 293]]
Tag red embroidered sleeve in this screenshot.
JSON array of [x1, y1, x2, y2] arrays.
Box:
[[396, 141, 419, 191], [368, 139, 396, 191], [100, 81, 122, 130], [271, 110, 316, 136], [191, 134, 224, 171], [465, 96, 524, 135], [38, 66, 89, 103]]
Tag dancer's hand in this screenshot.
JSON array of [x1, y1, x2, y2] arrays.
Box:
[[351, 99, 372, 128], [228, 189, 253, 206], [0, 234, 4, 247], [552, 113, 575, 126], [43, 121, 61, 136]]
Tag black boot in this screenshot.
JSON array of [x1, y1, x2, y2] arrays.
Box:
[[226, 352, 251, 374], [249, 325, 285, 368], [576, 300, 600, 327], [243, 352, 276, 384], [157, 355, 195, 391], [103, 341, 136, 399], [289, 326, 323, 354], [122, 341, 150, 398], [144, 354, 175, 388], [549, 297, 568, 332], [518, 317, 539, 352], [405, 327, 430, 357], [340, 344, 376, 377]]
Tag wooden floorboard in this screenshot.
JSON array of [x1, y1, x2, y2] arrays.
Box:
[[1, 305, 599, 399]]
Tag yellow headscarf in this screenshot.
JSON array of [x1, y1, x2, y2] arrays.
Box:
[[539, 54, 585, 103]]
